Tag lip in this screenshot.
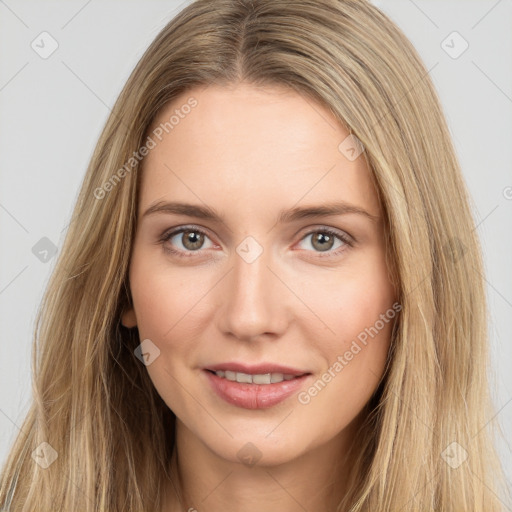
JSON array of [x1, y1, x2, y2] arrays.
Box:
[[203, 366, 312, 410], [205, 361, 308, 375]]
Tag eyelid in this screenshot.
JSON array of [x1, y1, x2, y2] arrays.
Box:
[[295, 224, 354, 245]]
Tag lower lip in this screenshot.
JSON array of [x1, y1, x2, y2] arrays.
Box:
[[203, 370, 311, 410]]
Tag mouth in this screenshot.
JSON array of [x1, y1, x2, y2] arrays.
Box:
[[202, 363, 312, 409]]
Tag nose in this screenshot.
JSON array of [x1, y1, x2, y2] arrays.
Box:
[[216, 240, 291, 342]]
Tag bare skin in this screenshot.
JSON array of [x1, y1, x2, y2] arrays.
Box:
[[122, 82, 398, 512]]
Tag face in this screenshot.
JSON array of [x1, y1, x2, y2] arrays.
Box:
[[122, 82, 398, 467]]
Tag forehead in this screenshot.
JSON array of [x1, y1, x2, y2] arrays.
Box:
[[138, 83, 379, 220]]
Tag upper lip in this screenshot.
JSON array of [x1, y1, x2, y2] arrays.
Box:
[[205, 362, 310, 376]]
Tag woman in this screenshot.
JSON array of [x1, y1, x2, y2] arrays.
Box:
[[1, 0, 509, 510]]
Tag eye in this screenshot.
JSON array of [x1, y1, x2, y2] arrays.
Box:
[[158, 225, 353, 259], [296, 227, 352, 257], [159, 226, 215, 258]]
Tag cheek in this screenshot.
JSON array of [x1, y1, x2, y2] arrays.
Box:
[[295, 252, 395, 400], [129, 254, 214, 344], [294, 296, 394, 441], [128, 260, 218, 413], [298, 252, 395, 348]]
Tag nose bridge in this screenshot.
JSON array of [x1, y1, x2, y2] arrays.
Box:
[[219, 236, 287, 340]]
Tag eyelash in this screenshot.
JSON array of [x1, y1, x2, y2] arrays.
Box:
[[158, 225, 353, 260]]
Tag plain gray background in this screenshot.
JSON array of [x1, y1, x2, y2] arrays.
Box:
[[1, 0, 511, 500]]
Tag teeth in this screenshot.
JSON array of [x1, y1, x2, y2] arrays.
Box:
[[253, 373, 271, 384], [237, 372, 252, 383], [214, 370, 299, 384], [225, 370, 236, 381]]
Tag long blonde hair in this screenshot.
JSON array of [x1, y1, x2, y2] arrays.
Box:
[[1, 0, 509, 510]]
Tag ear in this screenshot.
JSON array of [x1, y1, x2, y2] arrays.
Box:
[[121, 307, 137, 328]]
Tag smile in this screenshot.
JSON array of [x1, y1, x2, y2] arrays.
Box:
[[203, 369, 312, 409]]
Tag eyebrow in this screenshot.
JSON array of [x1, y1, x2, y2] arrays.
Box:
[[142, 200, 380, 224]]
